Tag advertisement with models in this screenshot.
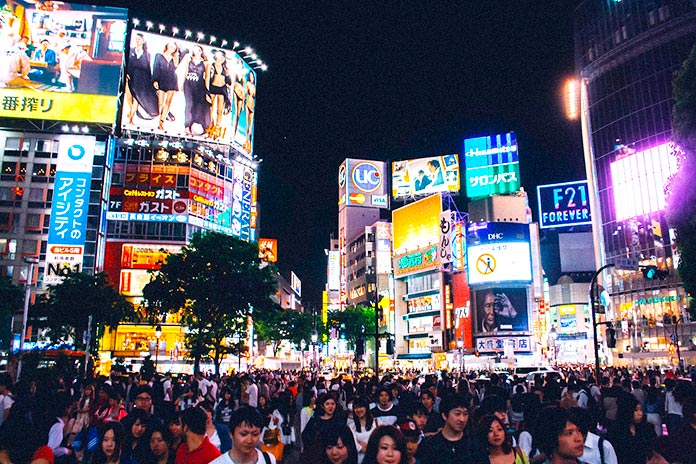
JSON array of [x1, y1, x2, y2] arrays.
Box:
[[121, 30, 256, 157], [473, 286, 529, 335], [0, 0, 128, 123], [392, 154, 460, 200]]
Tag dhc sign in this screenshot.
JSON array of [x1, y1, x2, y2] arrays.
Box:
[[537, 180, 592, 229]]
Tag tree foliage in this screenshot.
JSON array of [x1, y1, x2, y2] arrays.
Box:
[[326, 304, 375, 348], [669, 42, 696, 314], [32, 272, 136, 350], [142, 232, 277, 374], [0, 277, 23, 350], [255, 307, 314, 356]]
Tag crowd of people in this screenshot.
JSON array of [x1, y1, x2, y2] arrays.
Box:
[[0, 365, 694, 464]]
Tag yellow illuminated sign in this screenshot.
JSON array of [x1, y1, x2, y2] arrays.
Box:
[[0, 89, 118, 124], [392, 193, 442, 253]]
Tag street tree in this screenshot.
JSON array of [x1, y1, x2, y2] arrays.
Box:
[[327, 304, 375, 350], [0, 277, 24, 349], [142, 232, 277, 374], [33, 272, 136, 350], [669, 42, 696, 314], [255, 306, 313, 357]]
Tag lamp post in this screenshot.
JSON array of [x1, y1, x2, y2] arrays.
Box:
[[300, 339, 306, 370], [548, 326, 558, 365], [311, 330, 318, 369], [457, 338, 464, 373], [17, 256, 39, 382], [155, 324, 162, 372]]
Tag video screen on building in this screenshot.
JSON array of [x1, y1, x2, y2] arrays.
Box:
[[391, 154, 460, 200], [463, 132, 520, 198], [121, 30, 256, 157], [0, 1, 128, 124], [473, 286, 529, 335], [537, 180, 592, 229], [392, 193, 442, 254], [466, 222, 532, 285]]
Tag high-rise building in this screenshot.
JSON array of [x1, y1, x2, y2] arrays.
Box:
[[574, 0, 696, 364]]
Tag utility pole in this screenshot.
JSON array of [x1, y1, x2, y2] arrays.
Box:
[[590, 263, 615, 382]]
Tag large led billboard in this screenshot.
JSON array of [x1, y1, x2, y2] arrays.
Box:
[[537, 180, 592, 229], [121, 30, 256, 157], [610, 142, 679, 221], [45, 135, 96, 285], [391, 154, 460, 200], [338, 159, 389, 209], [393, 193, 442, 254], [466, 222, 532, 285], [463, 132, 520, 198], [0, 1, 127, 123], [473, 286, 529, 334]]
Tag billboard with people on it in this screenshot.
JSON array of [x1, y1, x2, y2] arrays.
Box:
[[391, 154, 460, 200], [0, 0, 128, 123], [473, 286, 529, 335], [121, 30, 256, 157]]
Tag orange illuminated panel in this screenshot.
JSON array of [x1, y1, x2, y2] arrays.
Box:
[[392, 193, 442, 253], [121, 244, 182, 270], [258, 238, 278, 262]]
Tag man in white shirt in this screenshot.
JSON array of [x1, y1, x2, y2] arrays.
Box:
[[0, 375, 14, 427], [209, 406, 275, 464], [47, 393, 74, 460], [244, 377, 259, 408], [568, 407, 618, 464]]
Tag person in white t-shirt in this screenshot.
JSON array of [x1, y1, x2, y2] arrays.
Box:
[[0, 375, 14, 427], [244, 377, 259, 408], [209, 406, 276, 464]]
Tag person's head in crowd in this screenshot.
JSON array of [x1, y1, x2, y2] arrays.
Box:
[[108, 389, 123, 408], [258, 394, 269, 410], [196, 400, 215, 425], [320, 424, 358, 464], [0, 374, 11, 395], [397, 420, 420, 460], [352, 397, 375, 429], [419, 390, 435, 411], [408, 404, 429, 432], [566, 407, 592, 437], [376, 387, 393, 409], [645, 435, 682, 464], [181, 406, 207, 437], [535, 407, 584, 462], [682, 396, 696, 426], [167, 412, 184, 442], [148, 424, 173, 463], [303, 389, 317, 408], [95, 421, 126, 464], [128, 408, 150, 441], [489, 373, 499, 386], [133, 385, 153, 412], [615, 395, 642, 427], [228, 406, 264, 458], [97, 383, 112, 403], [479, 394, 507, 423], [440, 395, 471, 435], [317, 393, 338, 418], [477, 415, 512, 456], [363, 425, 408, 464]]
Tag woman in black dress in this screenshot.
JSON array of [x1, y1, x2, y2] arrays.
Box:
[[207, 49, 231, 140], [178, 45, 210, 136], [125, 33, 158, 124], [152, 41, 179, 130]]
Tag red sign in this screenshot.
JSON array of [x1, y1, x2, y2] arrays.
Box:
[[452, 272, 473, 348]]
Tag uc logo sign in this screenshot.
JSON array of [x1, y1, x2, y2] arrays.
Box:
[[351, 162, 382, 193]]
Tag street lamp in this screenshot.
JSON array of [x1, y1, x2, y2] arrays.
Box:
[[154, 324, 162, 371], [300, 339, 306, 370], [548, 326, 558, 365], [457, 338, 464, 372], [17, 256, 39, 381], [311, 330, 318, 369]]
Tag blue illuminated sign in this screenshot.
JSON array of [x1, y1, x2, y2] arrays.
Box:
[[537, 180, 592, 229]]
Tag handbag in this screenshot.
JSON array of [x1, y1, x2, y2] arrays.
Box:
[[261, 428, 284, 462]]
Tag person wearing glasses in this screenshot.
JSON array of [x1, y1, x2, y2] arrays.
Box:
[[122, 386, 162, 431]]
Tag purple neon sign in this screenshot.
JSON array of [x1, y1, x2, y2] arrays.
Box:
[[610, 142, 678, 221]]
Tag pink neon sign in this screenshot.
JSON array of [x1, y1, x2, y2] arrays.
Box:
[[610, 142, 679, 221]]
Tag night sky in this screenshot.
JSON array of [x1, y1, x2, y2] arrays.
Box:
[[101, 0, 586, 306]]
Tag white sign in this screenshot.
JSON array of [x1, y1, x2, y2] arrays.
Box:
[[328, 251, 340, 291], [476, 336, 532, 353], [467, 241, 532, 285], [291, 271, 302, 297], [429, 331, 443, 351], [439, 210, 453, 267]]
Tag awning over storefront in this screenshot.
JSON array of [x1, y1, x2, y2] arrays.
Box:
[[397, 353, 432, 360]]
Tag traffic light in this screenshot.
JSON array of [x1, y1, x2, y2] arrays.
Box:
[[355, 337, 365, 357], [642, 265, 669, 280], [386, 339, 395, 355], [605, 325, 617, 348]]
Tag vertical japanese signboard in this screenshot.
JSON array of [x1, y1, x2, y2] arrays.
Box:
[[45, 135, 96, 286]]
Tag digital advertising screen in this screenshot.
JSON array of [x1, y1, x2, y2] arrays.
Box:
[[121, 30, 256, 157], [466, 222, 532, 285], [392, 193, 442, 254], [610, 142, 678, 221], [338, 158, 389, 209], [537, 180, 592, 229], [45, 135, 96, 286], [473, 286, 529, 335], [463, 132, 521, 198], [391, 154, 460, 200], [0, 1, 128, 123], [258, 238, 278, 263]]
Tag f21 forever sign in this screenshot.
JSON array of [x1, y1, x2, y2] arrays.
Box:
[[537, 180, 592, 229]]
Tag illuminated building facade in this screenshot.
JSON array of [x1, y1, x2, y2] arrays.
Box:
[[575, 0, 696, 363]]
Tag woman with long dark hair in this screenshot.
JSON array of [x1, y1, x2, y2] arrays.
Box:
[[91, 422, 136, 464], [607, 395, 656, 464], [178, 44, 210, 136], [152, 41, 179, 131], [362, 426, 408, 464], [319, 425, 358, 464], [124, 33, 158, 124], [348, 397, 379, 464], [144, 424, 174, 464], [301, 393, 344, 464], [476, 415, 529, 464]]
